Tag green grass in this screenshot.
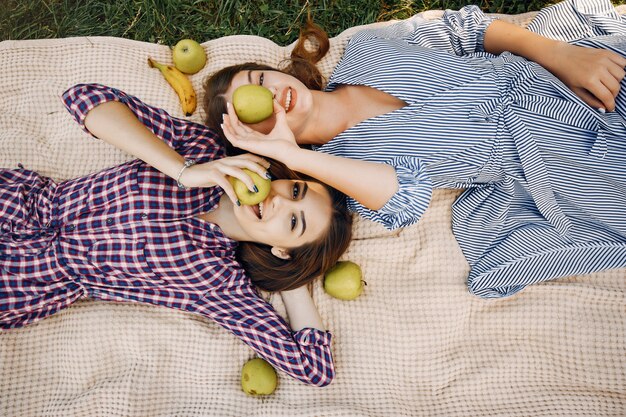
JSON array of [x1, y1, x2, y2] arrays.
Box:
[[2, 0, 626, 46]]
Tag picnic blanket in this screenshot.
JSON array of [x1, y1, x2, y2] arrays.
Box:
[[1, 7, 625, 417]]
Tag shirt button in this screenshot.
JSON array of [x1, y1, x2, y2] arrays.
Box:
[[140, 213, 148, 219], [106, 218, 114, 225], [65, 224, 75, 231]]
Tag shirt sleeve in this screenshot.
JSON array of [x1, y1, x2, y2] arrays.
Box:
[[347, 156, 433, 230], [405, 6, 495, 54], [62, 83, 222, 161], [527, 0, 624, 41], [190, 269, 335, 387], [349, 6, 495, 55]]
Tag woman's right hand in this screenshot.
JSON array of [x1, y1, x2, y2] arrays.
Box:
[[483, 20, 626, 112], [221, 99, 300, 163], [178, 153, 270, 205], [547, 42, 626, 112]]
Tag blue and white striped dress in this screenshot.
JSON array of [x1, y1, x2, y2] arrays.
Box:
[[316, 0, 626, 298]]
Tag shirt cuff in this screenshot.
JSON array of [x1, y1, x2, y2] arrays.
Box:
[[443, 5, 496, 54], [293, 328, 332, 347], [62, 83, 125, 137], [377, 156, 433, 223], [474, 15, 496, 54]]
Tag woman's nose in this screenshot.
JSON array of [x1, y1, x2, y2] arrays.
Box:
[[269, 192, 292, 210], [271, 192, 284, 207]]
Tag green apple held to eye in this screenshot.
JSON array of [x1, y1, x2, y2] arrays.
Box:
[[229, 169, 271, 206], [241, 358, 278, 395], [324, 261, 364, 301], [232, 85, 274, 124], [172, 39, 207, 74]]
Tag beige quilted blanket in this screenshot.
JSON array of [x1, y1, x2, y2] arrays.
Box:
[[1, 9, 625, 417]]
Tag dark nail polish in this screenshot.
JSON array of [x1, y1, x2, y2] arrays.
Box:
[[266, 172, 272, 180], [253, 185, 259, 193], [236, 200, 241, 206]]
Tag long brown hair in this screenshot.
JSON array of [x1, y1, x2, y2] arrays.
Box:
[[236, 160, 352, 292], [203, 21, 345, 291], [203, 19, 330, 155]]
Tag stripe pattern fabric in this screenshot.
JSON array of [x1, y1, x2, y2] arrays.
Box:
[[316, 0, 626, 298], [0, 84, 334, 386]]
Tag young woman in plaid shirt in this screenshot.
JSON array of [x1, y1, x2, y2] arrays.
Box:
[[0, 83, 352, 387]]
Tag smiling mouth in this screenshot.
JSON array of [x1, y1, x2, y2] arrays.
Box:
[[279, 87, 298, 113], [285, 89, 292, 112], [251, 201, 264, 219]]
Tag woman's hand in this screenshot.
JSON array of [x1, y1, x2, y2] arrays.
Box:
[[546, 42, 626, 112], [179, 153, 270, 205], [483, 20, 625, 112], [222, 100, 300, 163]]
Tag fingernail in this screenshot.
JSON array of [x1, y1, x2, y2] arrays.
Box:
[[220, 123, 224, 130], [253, 185, 259, 193], [236, 200, 241, 206], [598, 107, 606, 114], [227, 102, 231, 108], [265, 172, 272, 179]]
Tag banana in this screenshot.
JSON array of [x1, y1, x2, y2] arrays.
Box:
[[148, 58, 197, 116]]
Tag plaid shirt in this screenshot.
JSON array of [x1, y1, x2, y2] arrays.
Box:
[[0, 84, 333, 386]]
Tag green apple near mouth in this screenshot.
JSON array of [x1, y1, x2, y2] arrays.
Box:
[[241, 358, 278, 395], [172, 39, 207, 75], [324, 261, 364, 301], [232, 85, 274, 124], [229, 169, 271, 206]]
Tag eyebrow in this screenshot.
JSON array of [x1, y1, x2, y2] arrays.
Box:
[[298, 182, 309, 237], [247, 70, 252, 84], [299, 211, 306, 237]]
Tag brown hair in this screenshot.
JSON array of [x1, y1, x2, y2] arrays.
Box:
[[202, 19, 330, 155], [203, 21, 345, 291], [236, 160, 353, 292]]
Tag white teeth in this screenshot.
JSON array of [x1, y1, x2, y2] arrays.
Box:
[[285, 89, 292, 111], [258, 202, 264, 219]]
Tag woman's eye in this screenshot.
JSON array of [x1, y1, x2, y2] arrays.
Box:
[[290, 214, 297, 231], [292, 183, 300, 199], [259, 73, 264, 86]]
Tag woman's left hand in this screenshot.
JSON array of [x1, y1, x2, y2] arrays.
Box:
[[222, 100, 300, 163], [547, 42, 626, 112]]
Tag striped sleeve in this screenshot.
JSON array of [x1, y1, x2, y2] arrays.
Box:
[[408, 6, 495, 54], [62, 83, 222, 160], [527, 0, 626, 40], [349, 6, 495, 55], [190, 270, 335, 387], [348, 156, 433, 230]]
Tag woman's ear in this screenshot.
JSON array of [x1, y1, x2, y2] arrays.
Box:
[[270, 246, 292, 260]]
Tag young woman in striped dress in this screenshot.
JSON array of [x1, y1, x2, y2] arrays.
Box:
[[204, 0, 626, 298], [0, 83, 353, 386]]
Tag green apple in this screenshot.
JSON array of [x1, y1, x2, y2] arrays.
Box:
[[324, 261, 364, 301], [172, 39, 207, 74], [241, 358, 278, 395], [229, 169, 271, 206], [232, 85, 274, 124]]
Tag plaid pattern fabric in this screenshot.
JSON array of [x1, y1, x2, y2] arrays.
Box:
[[0, 84, 334, 386]]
